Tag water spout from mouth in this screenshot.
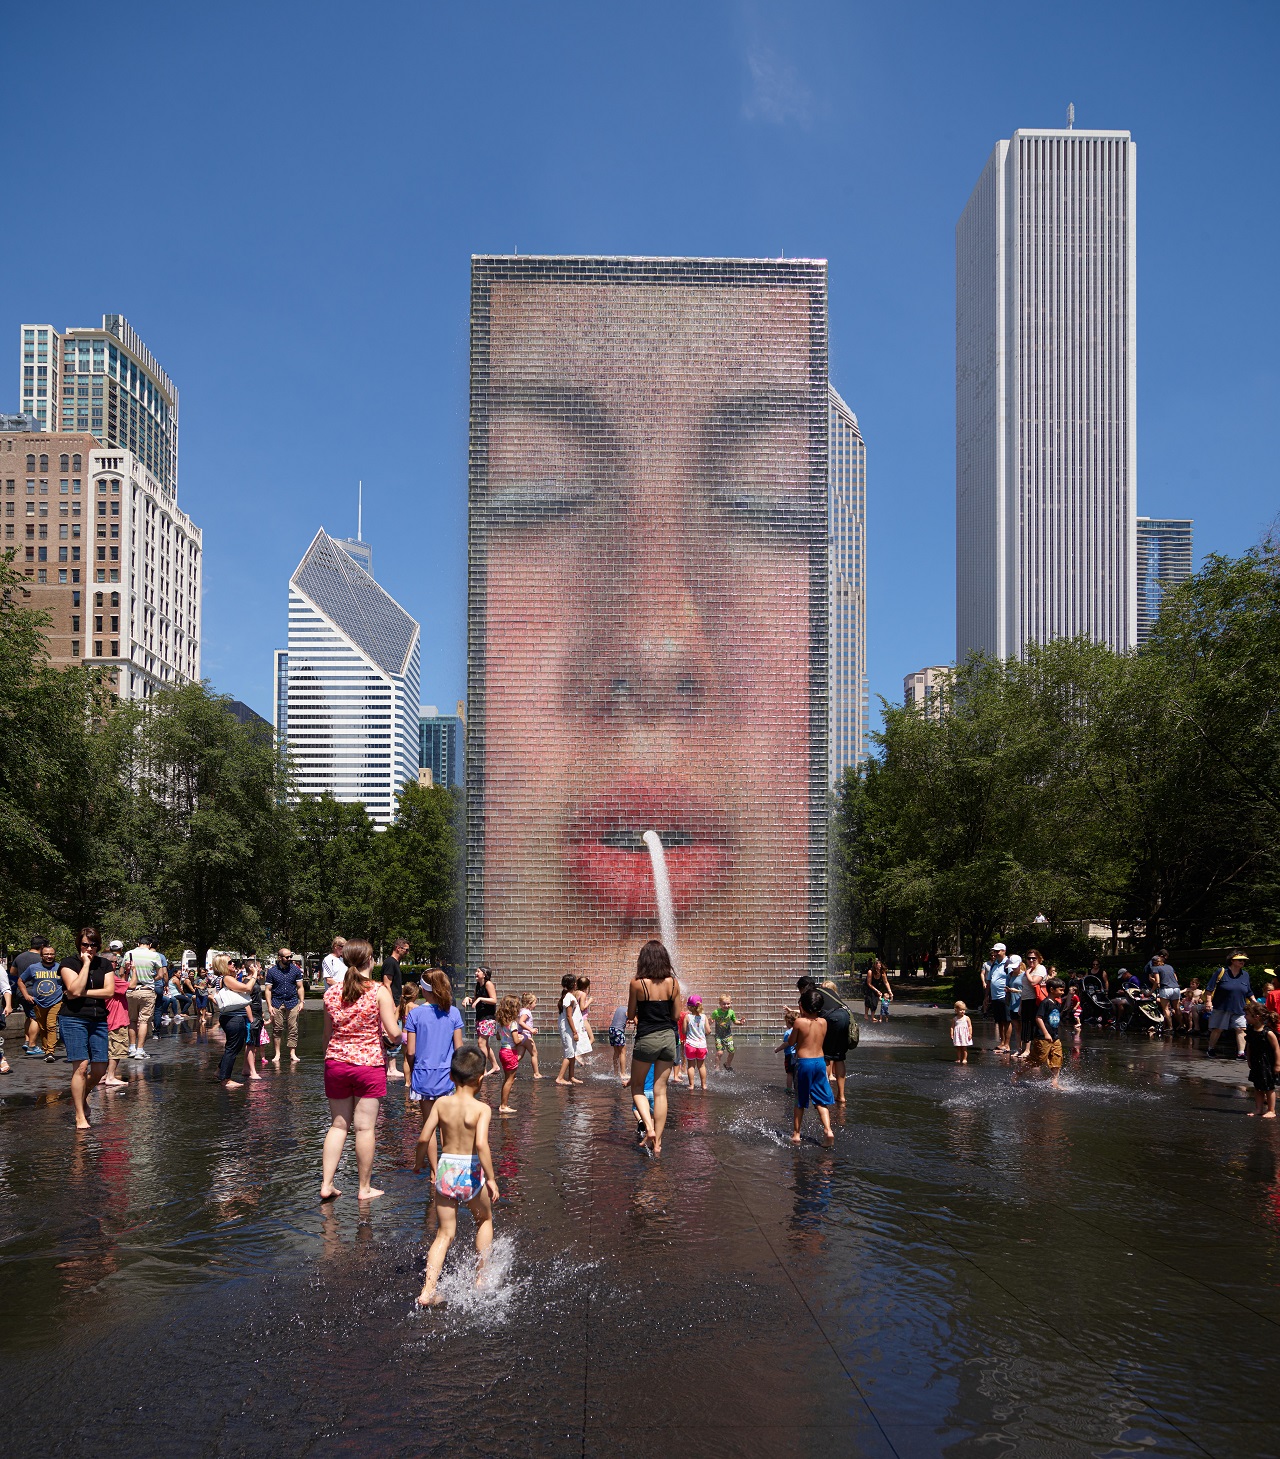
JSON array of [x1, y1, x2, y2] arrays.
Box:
[[642, 829, 680, 974]]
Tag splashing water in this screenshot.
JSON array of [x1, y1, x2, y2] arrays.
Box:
[[643, 829, 680, 975]]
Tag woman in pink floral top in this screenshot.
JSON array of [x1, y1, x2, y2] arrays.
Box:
[[320, 939, 400, 1201]]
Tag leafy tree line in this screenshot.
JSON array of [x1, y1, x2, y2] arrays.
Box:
[[0, 553, 463, 964], [831, 536, 1280, 974]]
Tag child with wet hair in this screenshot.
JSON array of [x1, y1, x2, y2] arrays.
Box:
[[517, 992, 542, 1078], [791, 986, 835, 1145], [574, 976, 595, 1056], [495, 995, 522, 1113], [1245, 1003, 1279, 1119], [414, 1043, 500, 1306]]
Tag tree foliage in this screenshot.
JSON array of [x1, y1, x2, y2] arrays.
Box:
[[834, 538, 1280, 969], [0, 559, 463, 962]]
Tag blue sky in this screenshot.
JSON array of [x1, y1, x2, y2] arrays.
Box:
[[4, 1, 1276, 726]]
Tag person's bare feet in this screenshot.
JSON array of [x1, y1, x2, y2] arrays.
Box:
[[223, 1079, 244, 1089], [532, 1073, 545, 1079], [75, 1117, 92, 1130], [290, 1053, 300, 1064], [823, 1133, 836, 1145], [319, 1185, 341, 1201], [248, 1073, 263, 1081], [416, 1291, 445, 1307], [357, 1185, 385, 1200], [790, 1133, 802, 1144], [572, 1076, 585, 1084], [101, 1075, 126, 1087], [1264, 1111, 1277, 1120], [271, 1057, 281, 1067], [555, 1078, 574, 1085], [387, 1070, 405, 1082], [0, 1060, 9, 1075]]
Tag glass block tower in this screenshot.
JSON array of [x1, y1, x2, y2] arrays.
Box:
[[280, 529, 420, 826], [828, 386, 866, 782], [1136, 516, 1193, 645], [957, 128, 1138, 661]]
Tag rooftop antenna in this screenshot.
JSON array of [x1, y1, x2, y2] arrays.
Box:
[[357, 480, 363, 542], [1067, 102, 1075, 130]]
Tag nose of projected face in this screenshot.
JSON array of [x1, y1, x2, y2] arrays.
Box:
[[578, 562, 712, 722]]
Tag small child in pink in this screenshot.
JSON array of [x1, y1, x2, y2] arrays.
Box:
[[951, 1001, 973, 1064]]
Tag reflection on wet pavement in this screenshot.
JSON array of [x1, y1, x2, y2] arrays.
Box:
[[1, 1014, 1277, 1457]]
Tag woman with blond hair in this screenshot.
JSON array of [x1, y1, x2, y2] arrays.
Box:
[[320, 939, 400, 1201], [213, 954, 258, 1089]]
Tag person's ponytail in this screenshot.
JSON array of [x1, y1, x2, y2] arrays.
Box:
[[341, 939, 374, 1004]]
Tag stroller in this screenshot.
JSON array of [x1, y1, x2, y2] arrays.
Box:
[[1078, 974, 1112, 1023], [1112, 982, 1167, 1034]]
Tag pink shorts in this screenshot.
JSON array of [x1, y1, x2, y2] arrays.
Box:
[[685, 1045, 707, 1063], [499, 1047, 519, 1073], [324, 1060, 388, 1100]]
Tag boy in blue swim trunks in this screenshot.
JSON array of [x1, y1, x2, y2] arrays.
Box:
[[413, 1044, 500, 1307], [791, 987, 835, 1145]]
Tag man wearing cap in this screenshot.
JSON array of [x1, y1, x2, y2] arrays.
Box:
[[981, 942, 1012, 1053], [264, 948, 305, 1065], [1205, 953, 1252, 1059]]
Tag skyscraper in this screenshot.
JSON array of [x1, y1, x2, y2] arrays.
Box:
[[828, 386, 866, 782], [419, 704, 465, 789], [956, 127, 1137, 662], [903, 665, 951, 720], [1136, 516, 1193, 645], [1, 425, 201, 700], [279, 528, 420, 827], [20, 317, 179, 491]]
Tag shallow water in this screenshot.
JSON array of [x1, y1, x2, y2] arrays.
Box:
[[1, 1015, 1277, 1457]]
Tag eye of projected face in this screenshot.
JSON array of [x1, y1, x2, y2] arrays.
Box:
[[488, 382, 811, 536]]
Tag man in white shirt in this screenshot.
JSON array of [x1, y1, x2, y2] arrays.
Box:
[[321, 937, 347, 988], [125, 935, 165, 1059]]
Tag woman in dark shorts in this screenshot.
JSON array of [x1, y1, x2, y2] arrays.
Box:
[[864, 960, 886, 1019], [627, 940, 683, 1156], [58, 927, 116, 1130]]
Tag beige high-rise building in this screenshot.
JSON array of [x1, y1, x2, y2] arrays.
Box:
[[904, 664, 951, 720], [0, 427, 200, 699]]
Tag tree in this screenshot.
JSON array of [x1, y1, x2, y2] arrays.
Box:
[[378, 781, 463, 963], [285, 793, 379, 961], [125, 683, 289, 963]]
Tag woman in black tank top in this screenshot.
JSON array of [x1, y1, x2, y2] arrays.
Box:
[[627, 939, 683, 1156]]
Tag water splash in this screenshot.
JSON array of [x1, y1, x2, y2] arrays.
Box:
[[643, 829, 680, 975]]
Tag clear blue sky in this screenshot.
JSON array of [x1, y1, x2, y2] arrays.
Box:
[[4, 1, 1276, 726]]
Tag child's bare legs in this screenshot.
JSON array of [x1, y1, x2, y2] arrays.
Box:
[[692, 1061, 706, 1090], [556, 1056, 577, 1085], [612, 1046, 625, 1082], [526, 1041, 542, 1078], [724, 1044, 735, 1071], [1265, 1091, 1277, 1119], [418, 1194, 457, 1305], [817, 1105, 834, 1143], [791, 1106, 803, 1144], [469, 1188, 494, 1285], [499, 1066, 516, 1112]]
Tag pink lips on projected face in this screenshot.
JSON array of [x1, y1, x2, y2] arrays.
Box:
[[565, 778, 731, 922]]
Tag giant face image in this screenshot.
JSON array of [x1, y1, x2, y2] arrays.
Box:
[[469, 258, 827, 1021]]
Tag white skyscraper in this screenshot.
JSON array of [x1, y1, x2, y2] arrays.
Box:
[[279, 529, 420, 827], [828, 387, 866, 782], [956, 127, 1137, 662]]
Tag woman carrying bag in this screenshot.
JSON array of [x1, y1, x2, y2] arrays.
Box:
[[213, 954, 257, 1088]]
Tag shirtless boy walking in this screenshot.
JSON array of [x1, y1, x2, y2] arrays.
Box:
[[413, 1044, 500, 1307], [791, 986, 836, 1145]]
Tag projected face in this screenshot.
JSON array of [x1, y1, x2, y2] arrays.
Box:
[[474, 265, 824, 1018]]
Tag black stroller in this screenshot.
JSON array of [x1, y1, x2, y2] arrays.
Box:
[[1112, 981, 1167, 1034], [1078, 974, 1112, 1022]]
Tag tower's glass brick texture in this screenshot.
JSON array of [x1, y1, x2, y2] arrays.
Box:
[[468, 256, 829, 1023]]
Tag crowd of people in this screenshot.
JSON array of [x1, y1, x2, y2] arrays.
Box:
[[967, 941, 1280, 1104]]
